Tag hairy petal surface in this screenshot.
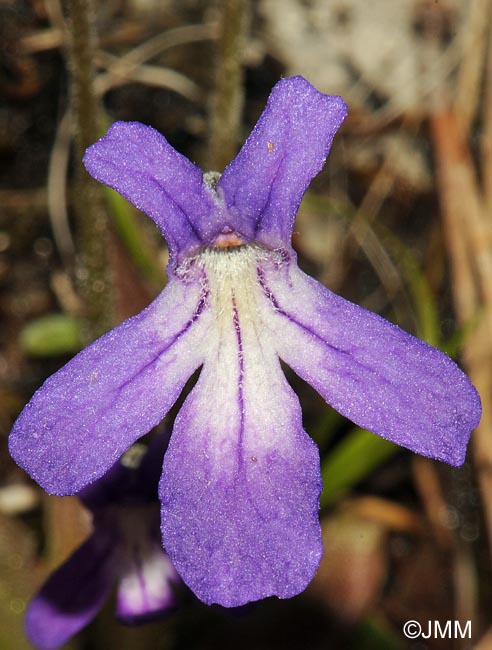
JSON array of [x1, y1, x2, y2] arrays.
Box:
[[9, 278, 209, 495], [25, 532, 116, 650], [258, 262, 481, 466], [83, 122, 220, 264], [218, 76, 347, 248], [160, 248, 322, 606]]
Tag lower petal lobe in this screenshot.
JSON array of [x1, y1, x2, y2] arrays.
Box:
[[160, 288, 322, 607], [258, 263, 481, 467], [9, 278, 208, 495], [25, 531, 116, 650]]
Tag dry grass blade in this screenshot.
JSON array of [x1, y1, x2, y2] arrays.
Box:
[[94, 23, 218, 100], [105, 23, 218, 68], [329, 150, 405, 308], [412, 456, 453, 550], [47, 110, 74, 263], [430, 112, 480, 320], [431, 110, 492, 561], [19, 28, 63, 54], [348, 495, 424, 535], [412, 457, 478, 634], [481, 14, 492, 212], [43, 494, 90, 572], [95, 56, 202, 101], [455, 0, 492, 133], [473, 628, 492, 650]]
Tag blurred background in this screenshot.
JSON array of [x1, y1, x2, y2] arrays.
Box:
[[1, 0, 492, 648]]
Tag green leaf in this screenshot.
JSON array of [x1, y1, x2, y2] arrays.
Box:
[[19, 314, 82, 357], [398, 250, 440, 348], [103, 187, 166, 288], [309, 406, 345, 452], [320, 428, 398, 508]]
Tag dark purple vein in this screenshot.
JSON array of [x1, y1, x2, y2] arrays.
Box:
[[231, 293, 245, 470], [111, 288, 208, 405], [256, 267, 349, 356]]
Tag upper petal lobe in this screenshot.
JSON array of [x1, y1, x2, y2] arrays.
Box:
[[83, 122, 218, 264], [218, 76, 347, 248]]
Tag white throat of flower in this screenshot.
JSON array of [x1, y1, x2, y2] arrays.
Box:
[[174, 243, 290, 469], [199, 245, 269, 320], [177, 243, 284, 323]]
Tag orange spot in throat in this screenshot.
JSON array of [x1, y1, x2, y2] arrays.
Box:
[[213, 232, 244, 248], [267, 141, 274, 152]]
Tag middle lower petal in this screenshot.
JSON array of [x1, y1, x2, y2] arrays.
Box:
[[160, 245, 322, 607]]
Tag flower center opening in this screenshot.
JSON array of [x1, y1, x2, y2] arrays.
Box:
[[212, 231, 245, 248]]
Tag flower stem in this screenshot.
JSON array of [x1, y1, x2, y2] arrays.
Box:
[[64, 0, 113, 341], [207, 0, 250, 171]]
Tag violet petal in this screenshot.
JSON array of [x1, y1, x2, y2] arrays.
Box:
[[83, 122, 219, 264], [258, 262, 481, 466], [9, 278, 209, 495], [160, 290, 322, 607], [25, 532, 116, 650], [116, 536, 179, 623], [218, 76, 347, 248]]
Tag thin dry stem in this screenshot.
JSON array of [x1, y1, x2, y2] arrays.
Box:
[[63, 0, 113, 341], [207, 0, 250, 170]]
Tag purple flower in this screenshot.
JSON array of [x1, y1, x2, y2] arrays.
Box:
[[26, 436, 180, 650], [10, 76, 481, 607]]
